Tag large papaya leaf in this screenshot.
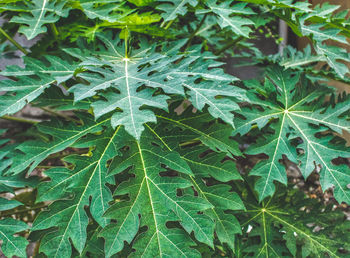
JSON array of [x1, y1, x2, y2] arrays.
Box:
[[234, 66, 350, 203], [99, 128, 214, 257], [65, 33, 244, 139]]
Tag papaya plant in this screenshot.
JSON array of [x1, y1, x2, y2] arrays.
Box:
[[0, 0, 349, 257]]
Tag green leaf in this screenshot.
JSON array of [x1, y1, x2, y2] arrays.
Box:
[[155, 106, 242, 157], [0, 76, 55, 116], [157, 0, 198, 23], [33, 87, 91, 111], [301, 23, 348, 45], [315, 43, 350, 78], [279, 45, 326, 69], [32, 125, 126, 257], [206, 0, 255, 37], [239, 186, 350, 257], [234, 66, 350, 203], [0, 197, 22, 211], [66, 33, 243, 139], [10, 0, 70, 40], [9, 115, 107, 175], [148, 114, 245, 251], [79, 0, 133, 22], [0, 218, 29, 258], [0, 55, 79, 84], [99, 128, 214, 257]]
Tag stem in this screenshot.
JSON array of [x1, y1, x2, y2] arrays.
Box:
[[1, 115, 38, 124], [60, 82, 69, 91], [124, 26, 128, 58], [183, 14, 207, 50], [36, 165, 59, 169], [40, 107, 81, 124], [47, 149, 88, 160], [164, 20, 174, 30], [50, 23, 59, 39], [215, 36, 244, 55], [160, 19, 174, 29], [0, 203, 48, 217], [0, 27, 28, 55]]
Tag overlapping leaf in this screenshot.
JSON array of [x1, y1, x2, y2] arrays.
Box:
[[99, 128, 214, 257], [8, 115, 107, 175], [0, 55, 78, 116], [154, 105, 242, 157], [0, 55, 79, 84], [32, 125, 126, 257], [0, 75, 55, 116], [150, 117, 245, 251], [238, 187, 350, 257]]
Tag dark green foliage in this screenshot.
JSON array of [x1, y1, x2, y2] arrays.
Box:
[[0, 0, 349, 257]]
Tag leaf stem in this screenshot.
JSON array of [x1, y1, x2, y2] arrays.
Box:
[[47, 149, 88, 160], [164, 20, 174, 30], [124, 26, 128, 58], [0, 27, 28, 55], [161, 19, 175, 29], [1, 115, 38, 124], [0, 203, 48, 217], [183, 14, 207, 50], [40, 107, 81, 124], [36, 165, 57, 169], [215, 36, 244, 55], [50, 23, 59, 39]]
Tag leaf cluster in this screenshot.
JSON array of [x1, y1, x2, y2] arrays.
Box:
[[0, 0, 349, 257]]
